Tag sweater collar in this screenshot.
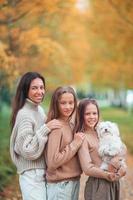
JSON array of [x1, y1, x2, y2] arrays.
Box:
[[25, 98, 38, 110]]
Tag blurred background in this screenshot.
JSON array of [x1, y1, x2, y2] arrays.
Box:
[[0, 0, 133, 199]]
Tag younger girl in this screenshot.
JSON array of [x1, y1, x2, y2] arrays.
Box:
[[45, 86, 85, 200], [77, 98, 126, 200]]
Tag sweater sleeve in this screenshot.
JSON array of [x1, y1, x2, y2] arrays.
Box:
[[78, 139, 107, 179], [46, 129, 81, 170], [14, 117, 50, 160]]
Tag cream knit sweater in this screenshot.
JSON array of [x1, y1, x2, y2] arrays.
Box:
[[10, 99, 50, 174]]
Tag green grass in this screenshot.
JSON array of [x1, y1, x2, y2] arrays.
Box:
[[101, 107, 133, 154], [0, 105, 15, 191]]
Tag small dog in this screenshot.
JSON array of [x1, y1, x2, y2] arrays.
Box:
[[96, 121, 126, 171]]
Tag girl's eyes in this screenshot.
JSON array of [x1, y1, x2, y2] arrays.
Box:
[[85, 112, 97, 115], [60, 101, 74, 105]]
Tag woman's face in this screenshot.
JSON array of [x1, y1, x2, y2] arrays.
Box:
[[28, 78, 45, 104], [84, 103, 98, 130], [58, 92, 75, 120]]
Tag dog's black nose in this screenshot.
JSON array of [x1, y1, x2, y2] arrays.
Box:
[[105, 128, 108, 132]]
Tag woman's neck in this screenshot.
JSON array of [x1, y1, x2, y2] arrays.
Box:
[[27, 98, 39, 106]]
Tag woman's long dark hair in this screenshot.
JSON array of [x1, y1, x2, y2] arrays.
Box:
[[10, 72, 45, 130], [76, 98, 100, 132], [46, 86, 77, 123]]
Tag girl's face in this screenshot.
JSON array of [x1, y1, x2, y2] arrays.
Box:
[[28, 78, 45, 104], [84, 103, 98, 130], [58, 92, 75, 120]]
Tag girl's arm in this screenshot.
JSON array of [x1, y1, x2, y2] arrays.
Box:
[[46, 129, 84, 170], [78, 139, 117, 181]]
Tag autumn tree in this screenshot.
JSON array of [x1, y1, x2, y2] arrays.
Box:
[[86, 0, 133, 89], [0, 0, 89, 91]]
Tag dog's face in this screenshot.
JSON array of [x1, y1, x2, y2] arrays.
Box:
[[96, 121, 120, 139]]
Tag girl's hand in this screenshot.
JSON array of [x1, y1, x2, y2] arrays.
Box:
[[108, 156, 123, 173], [116, 166, 126, 178], [74, 132, 85, 146], [106, 165, 126, 182], [105, 172, 119, 182], [46, 119, 62, 130]]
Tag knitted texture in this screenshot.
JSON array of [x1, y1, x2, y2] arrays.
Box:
[[10, 99, 50, 174]]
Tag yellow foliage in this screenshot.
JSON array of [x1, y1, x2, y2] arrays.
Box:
[[0, 0, 89, 88], [86, 0, 133, 89], [91, 61, 133, 89], [16, 0, 62, 16], [60, 6, 90, 82], [0, 0, 132, 90], [0, 41, 19, 87], [18, 27, 69, 65]]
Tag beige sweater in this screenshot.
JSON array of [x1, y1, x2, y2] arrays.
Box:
[[78, 132, 108, 179], [10, 99, 50, 174], [45, 120, 82, 183]]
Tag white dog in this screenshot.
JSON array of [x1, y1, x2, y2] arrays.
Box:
[[96, 121, 126, 171]]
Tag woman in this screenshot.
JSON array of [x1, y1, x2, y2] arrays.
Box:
[[77, 98, 126, 200], [45, 86, 85, 200], [10, 72, 61, 200]]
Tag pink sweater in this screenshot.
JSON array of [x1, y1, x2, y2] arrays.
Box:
[[78, 132, 108, 179], [45, 120, 82, 183]]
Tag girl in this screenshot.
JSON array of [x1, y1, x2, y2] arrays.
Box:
[[77, 98, 126, 200], [10, 72, 61, 200], [45, 86, 85, 200]]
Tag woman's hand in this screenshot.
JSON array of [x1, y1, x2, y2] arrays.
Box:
[[46, 119, 62, 130]]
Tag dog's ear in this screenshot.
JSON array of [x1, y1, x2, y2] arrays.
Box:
[[96, 123, 100, 137], [96, 122, 102, 138]]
